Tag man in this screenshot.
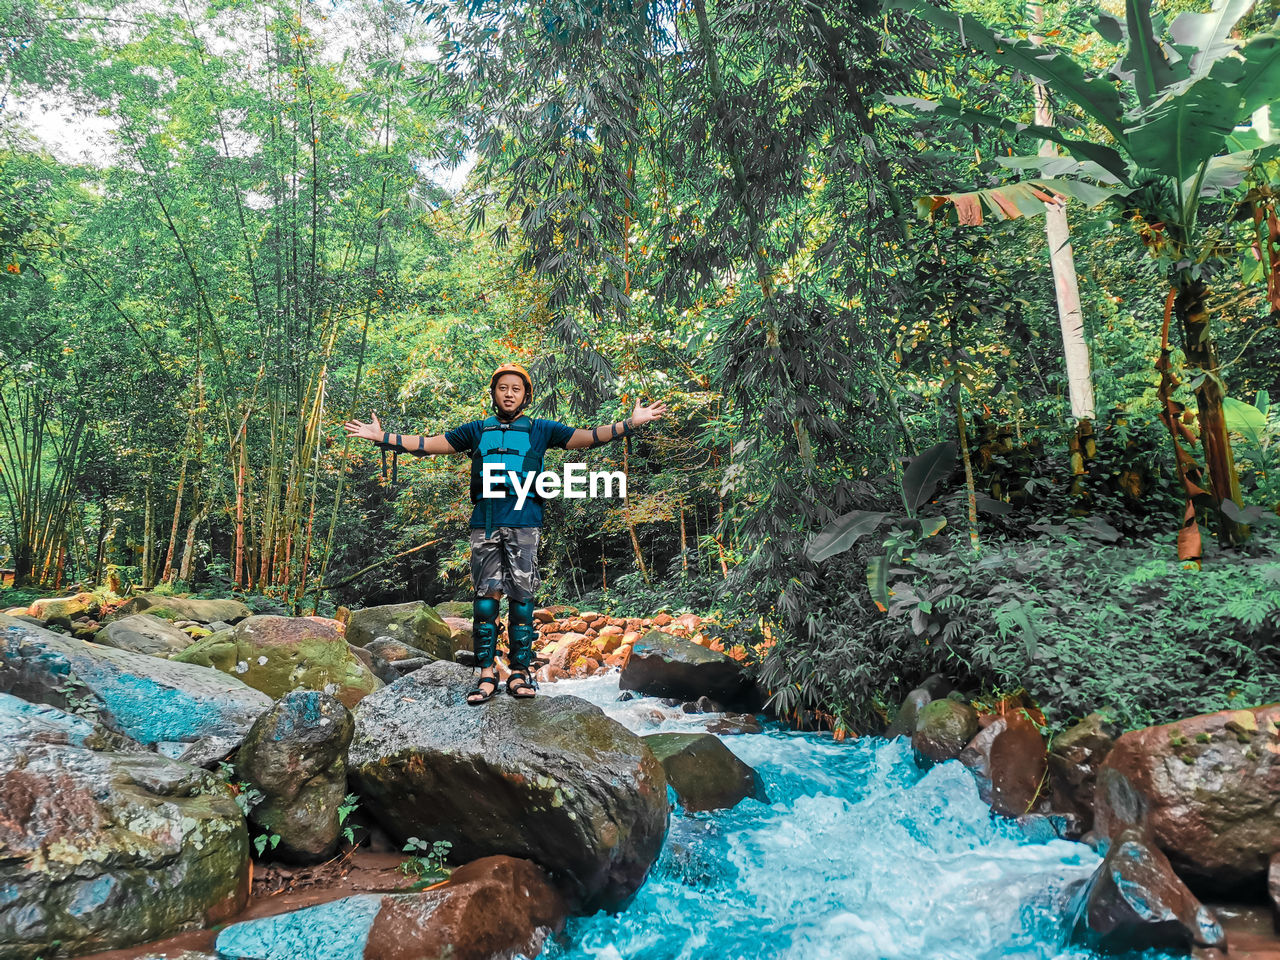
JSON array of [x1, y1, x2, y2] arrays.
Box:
[[344, 362, 666, 703]]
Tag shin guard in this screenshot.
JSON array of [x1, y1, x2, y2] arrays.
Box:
[[508, 597, 536, 671], [473, 595, 500, 669]]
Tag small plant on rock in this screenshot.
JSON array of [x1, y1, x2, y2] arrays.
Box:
[[399, 836, 451, 887], [338, 792, 360, 845]]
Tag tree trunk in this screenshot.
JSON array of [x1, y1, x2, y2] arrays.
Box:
[[141, 483, 154, 590], [1032, 6, 1095, 423], [162, 445, 190, 583], [622, 438, 649, 582], [179, 501, 209, 584], [679, 500, 689, 574], [1174, 273, 1246, 544]]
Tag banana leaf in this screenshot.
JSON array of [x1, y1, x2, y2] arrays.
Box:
[[885, 95, 1130, 182], [887, 0, 1128, 147]]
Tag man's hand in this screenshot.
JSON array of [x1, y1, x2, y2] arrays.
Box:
[[344, 412, 383, 443], [631, 399, 668, 426]]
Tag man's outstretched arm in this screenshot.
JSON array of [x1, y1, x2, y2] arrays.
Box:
[[565, 400, 667, 450], [343, 412, 458, 456]]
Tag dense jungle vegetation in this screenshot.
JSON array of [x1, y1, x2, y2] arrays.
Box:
[[2, 0, 1279, 733]]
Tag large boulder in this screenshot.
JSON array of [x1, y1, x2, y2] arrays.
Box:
[[0, 613, 272, 746], [349, 662, 668, 912], [238, 691, 354, 864], [98, 613, 195, 657], [28, 592, 95, 628], [0, 693, 250, 958], [114, 593, 252, 625], [173, 615, 382, 709], [215, 856, 565, 960], [619, 630, 753, 708], [1069, 827, 1226, 954], [1047, 712, 1118, 834], [346, 601, 453, 661], [1094, 704, 1280, 892], [958, 711, 1047, 818], [912, 698, 979, 764], [643, 732, 767, 811]]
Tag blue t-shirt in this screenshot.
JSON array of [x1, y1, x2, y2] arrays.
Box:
[[445, 416, 575, 528]]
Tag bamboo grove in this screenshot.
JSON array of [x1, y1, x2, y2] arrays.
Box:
[[2, 0, 1280, 634]]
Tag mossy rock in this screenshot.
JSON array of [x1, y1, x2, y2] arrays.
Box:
[[346, 602, 453, 660], [434, 600, 474, 620], [176, 616, 381, 709]]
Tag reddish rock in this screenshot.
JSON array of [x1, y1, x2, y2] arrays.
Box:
[[626, 618, 644, 632], [674, 613, 701, 632], [549, 632, 593, 672], [1094, 705, 1280, 890], [707, 714, 764, 736], [363, 856, 566, 960], [652, 613, 673, 627], [597, 629, 625, 655], [533, 608, 554, 624], [564, 618, 588, 633], [1048, 712, 1118, 833], [621, 630, 642, 647], [573, 657, 600, 676], [959, 711, 1047, 818]]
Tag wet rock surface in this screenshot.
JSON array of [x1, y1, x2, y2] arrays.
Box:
[[912, 698, 979, 764], [238, 691, 355, 863], [0, 694, 250, 958], [173, 615, 382, 708], [98, 613, 196, 657], [346, 602, 453, 661], [958, 710, 1047, 818], [643, 732, 767, 811], [618, 630, 753, 708], [1069, 827, 1226, 954], [348, 661, 668, 912], [1, 613, 272, 746], [1094, 704, 1280, 893]]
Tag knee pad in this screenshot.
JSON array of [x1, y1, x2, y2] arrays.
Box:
[[508, 597, 537, 670], [473, 596, 500, 668]]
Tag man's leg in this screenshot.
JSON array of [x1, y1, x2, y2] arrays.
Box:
[[468, 530, 506, 704], [502, 527, 542, 698]]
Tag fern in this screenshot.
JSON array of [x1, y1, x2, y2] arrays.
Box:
[[1225, 595, 1275, 630]]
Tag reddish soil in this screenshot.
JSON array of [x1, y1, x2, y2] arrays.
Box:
[[78, 848, 423, 960]]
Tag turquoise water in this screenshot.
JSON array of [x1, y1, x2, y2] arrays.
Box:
[[540, 675, 1173, 960]]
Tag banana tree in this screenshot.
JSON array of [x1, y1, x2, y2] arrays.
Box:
[[885, 0, 1280, 548]]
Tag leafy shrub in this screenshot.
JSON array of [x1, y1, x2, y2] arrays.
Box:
[[762, 525, 1280, 734]]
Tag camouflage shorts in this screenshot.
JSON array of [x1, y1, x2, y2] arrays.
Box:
[[469, 527, 542, 601]]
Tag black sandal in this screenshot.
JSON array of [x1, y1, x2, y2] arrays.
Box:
[[466, 675, 499, 705], [506, 671, 537, 699]]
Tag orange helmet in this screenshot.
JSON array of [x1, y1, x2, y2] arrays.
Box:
[[490, 362, 532, 418], [489, 362, 532, 397]]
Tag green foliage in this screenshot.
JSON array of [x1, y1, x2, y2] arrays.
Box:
[[338, 792, 360, 846], [762, 526, 1280, 733], [399, 836, 452, 887]]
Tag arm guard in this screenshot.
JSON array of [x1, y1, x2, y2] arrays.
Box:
[[587, 418, 636, 448]]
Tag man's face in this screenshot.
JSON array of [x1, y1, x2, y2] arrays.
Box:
[[494, 373, 527, 414]]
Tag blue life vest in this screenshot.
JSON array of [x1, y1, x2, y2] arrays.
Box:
[[470, 416, 542, 535]]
